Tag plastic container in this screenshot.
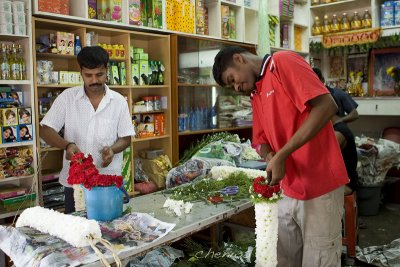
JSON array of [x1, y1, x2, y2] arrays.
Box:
[[13, 11, 25, 25], [1, 193, 36, 212], [153, 95, 161, 111], [357, 185, 383, 216], [84, 186, 123, 221], [0, 1, 12, 13], [0, 12, 12, 24], [0, 23, 13, 34], [142, 96, 154, 111]]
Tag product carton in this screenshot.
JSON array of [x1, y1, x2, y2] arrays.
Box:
[[154, 113, 165, 135], [38, 0, 69, 15], [110, 0, 122, 22], [17, 107, 32, 125], [2, 125, 17, 143], [221, 5, 230, 38], [395, 1, 400, 25], [133, 53, 148, 60], [166, 0, 175, 31], [88, 0, 97, 19], [129, 0, 141, 25], [17, 124, 33, 142], [195, 0, 205, 35], [131, 63, 140, 85], [1, 108, 18, 126], [56, 32, 74, 55], [97, 0, 110, 21], [152, 0, 163, 29], [135, 60, 149, 85], [59, 71, 70, 84]]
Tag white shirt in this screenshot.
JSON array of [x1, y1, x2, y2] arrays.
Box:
[[40, 85, 135, 187]]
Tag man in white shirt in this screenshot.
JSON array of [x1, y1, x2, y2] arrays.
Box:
[[40, 46, 135, 213]]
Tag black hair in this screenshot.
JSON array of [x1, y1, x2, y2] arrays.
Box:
[[312, 67, 325, 83], [213, 46, 249, 87], [19, 125, 29, 133], [19, 108, 30, 117], [77, 46, 109, 69]]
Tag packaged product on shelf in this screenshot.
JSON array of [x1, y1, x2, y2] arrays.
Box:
[[59, 71, 69, 84], [166, 0, 175, 30], [17, 107, 32, 124], [0, 1, 12, 13], [152, 0, 163, 29], [13, 11, 26, 25], [204, 6, 209, 35], [133, 52, 148, 60], [17, 124, 33, 142], [351, 11, 362, 30], [142, 96, 154, 111], [195, 0, 205, 35], [88, 0, 97, 19], [2, 125, 17, 143], [146, 0, 153, 27], [142, 114, 154, 123], [362, 9, 372, 28], [186, 0, 195, 33], [139, 148, 164, 160], [154, 113, 165, 135], [8, 91, 23, 106], [0, 12, 12, 24], [137, 122, 155, 137], [137, 60, 149, 85], [395, 1, 400, 25], [281, 24, 289, 49], [0, 23, 13, 35], [50, 71, 59, 84], [12, 1, 25, 13], [110, 0, 122, 22], [154, 95, 161, 111], [97, 0, 110, 20], [38, 0, 69, 15], [1, 108, 18, 126], [0, 185, 26, 198], [119, 62, 126, 85], [1, 192, 36, 212], [129, 0, 141, 25], [131, 63, 140, 85], [140, 0, 148, 26], [56, 32, 74, 55], [221, 5, 230, 39], [229, 10, 236, 39], [381, 2, 395, 27]]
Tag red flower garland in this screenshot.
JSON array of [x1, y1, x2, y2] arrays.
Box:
[[253, 176, 280, 199], [67, 152, 123, 190]]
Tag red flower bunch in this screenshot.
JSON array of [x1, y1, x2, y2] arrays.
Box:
[[252, 176, 281, 200], [67, 152, 123, 190]]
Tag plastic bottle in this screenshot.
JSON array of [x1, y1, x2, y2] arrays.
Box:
[[322, 15, 331, 34], [341, 13, 351, 32], [312, 16, 322, 35], [119, 44, 125, 59], [331, 14, 340, 33], [351, 11, 362, 30], [74, 36, 82, 55], [362, 9, 372, 29]]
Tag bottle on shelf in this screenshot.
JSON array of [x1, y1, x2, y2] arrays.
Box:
[[17, 44, 26, 80], [351, 11, 362, 30], [312, 16, 322, 36], [341, 13, 351, 32], [362, 9, 372, 29], [10, 44, 21, 80], [330, 14, 341, 33], [311, 0, 320, 5], [322, 15, 331, 34], [74, 36, 82, 55], [0, 43, 11, 80]]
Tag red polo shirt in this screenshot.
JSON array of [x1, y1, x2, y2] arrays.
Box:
[[252, 51, 349, 200]]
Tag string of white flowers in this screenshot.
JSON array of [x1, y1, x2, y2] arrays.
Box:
[[254, 202, 278, 267], [163, 198, 193, 216], [210, 166, 266, 180], [16, 206, 101, 247], [73, 184, 86, 212], [16, 207, 122, 266]]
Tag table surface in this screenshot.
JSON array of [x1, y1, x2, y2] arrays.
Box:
[[85, 191, 253, 266]]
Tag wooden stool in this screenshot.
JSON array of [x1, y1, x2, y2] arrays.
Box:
[[342, 191, 358, 258]]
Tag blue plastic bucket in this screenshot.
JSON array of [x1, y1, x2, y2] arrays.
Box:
[[84, 186, 123, 221]]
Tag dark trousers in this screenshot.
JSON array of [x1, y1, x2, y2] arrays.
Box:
[[64, 186, 75, 214]]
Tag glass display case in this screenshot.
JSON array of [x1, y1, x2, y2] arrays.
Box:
[[171, 35, 256, 162]]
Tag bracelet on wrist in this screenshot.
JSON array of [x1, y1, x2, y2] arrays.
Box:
[[65, 142, 75, 151]]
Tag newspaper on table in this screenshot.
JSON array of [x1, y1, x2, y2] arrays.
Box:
[[0, 212, 175, 267]]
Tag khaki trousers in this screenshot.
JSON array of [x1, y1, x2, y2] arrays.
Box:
[[277, 186, 344, 267]]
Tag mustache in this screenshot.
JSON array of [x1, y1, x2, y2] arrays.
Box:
[[89, 83, 102, 87]]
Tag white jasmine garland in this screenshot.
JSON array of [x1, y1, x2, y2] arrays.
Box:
[[163, 198, 193, 216], [16, 206, 101, 247], [210, 166, 266, 180], [254, 202, 278, 267]]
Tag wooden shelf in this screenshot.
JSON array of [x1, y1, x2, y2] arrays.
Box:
[[0, 209, 24, 220], [0, 34, 30, 41], [36, 53, 77, 59], [132, 135, 170, 143], [178, 83, 219, 87], [36, 84, 81, 88], [0, 80, 31, 85], [132, 110, 165, 115], [0, 175, 35, 184], [108, 85, 131, 89], [271, 46, 309, 56], [131, 85, 169, 89], [40, 147, 63, 152], [0, 141, 34, 148], [310, 0, 370, 14], [179, 126, 252, 136]]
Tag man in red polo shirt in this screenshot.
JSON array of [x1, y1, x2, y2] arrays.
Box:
[[213, 46, 349, 267]]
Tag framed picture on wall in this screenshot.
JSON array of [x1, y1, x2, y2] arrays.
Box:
[[369, 47, 400, 96]]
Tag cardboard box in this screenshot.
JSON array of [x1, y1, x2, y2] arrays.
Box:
[[135, 60, 149, 85], [56, 32, 74, 55], [17, 124, 33, 142], [133, 53, 148, 60], [97, 0, 110, 21], [59, 71, 69, 84], [131, 63, 140, 85], [38, 0, 69, 15], [139, 148, 164, 159], [221, 5, 230, 39], [110, 0, 122, 22], [152, 0, 163, 29], [129, 0, 141, 25], [88, 0, 97, 19], [18, 107, 32, 124], [2, 126, 17, 143], [166, 0, 175, 31], [7, 91, 24, 106], [154, 113, 165, 135], [1, 108, 18, 126]]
